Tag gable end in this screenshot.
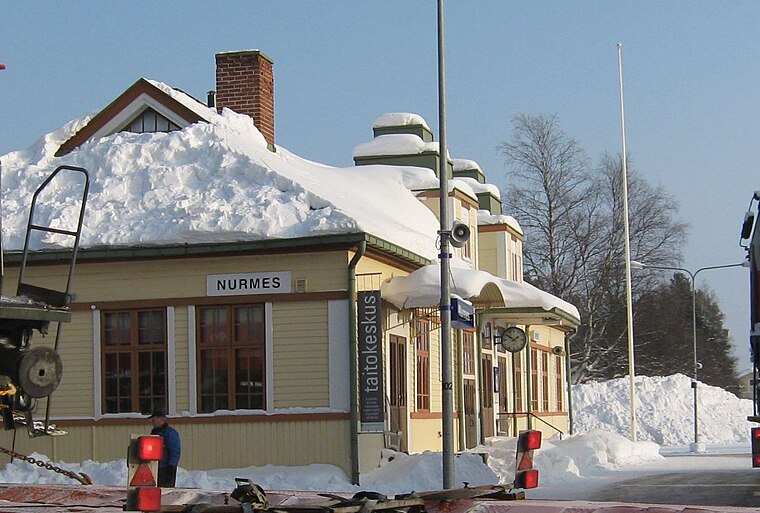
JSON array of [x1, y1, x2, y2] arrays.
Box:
[[55, 78, 208, 156]]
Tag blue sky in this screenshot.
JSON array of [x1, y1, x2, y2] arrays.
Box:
[[1, 2, 758, 370]]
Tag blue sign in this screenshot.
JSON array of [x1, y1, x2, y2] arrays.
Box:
[[451, 297, 474, 330]]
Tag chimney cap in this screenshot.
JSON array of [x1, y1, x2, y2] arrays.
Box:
[[215, 49, 274, 64]]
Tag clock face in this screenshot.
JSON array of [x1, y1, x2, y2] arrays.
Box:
[[501, 326, 527, 353]]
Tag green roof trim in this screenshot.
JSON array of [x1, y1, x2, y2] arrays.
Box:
[[485, 306, 581, 327], [4, 233, 432, 268]]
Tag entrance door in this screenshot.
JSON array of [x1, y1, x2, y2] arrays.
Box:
[[497, 356, 509, 435], [481, 354, 494, 438], [388, 335, 408, 452], [463, 378, 478, 448]]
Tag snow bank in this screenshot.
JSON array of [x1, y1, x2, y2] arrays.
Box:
[[0, 375, 751, 494], [573, 374, 754, 446]]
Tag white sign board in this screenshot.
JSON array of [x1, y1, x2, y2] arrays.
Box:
[[207, 272, 292, 296]]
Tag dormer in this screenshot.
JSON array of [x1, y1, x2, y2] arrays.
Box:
[[353, 113, 452, 179], [56, 50, 277, 157], [477, 213, 524, 282], [452, 159, 501, 215], [372, 112, 434, 142], [55, 78, 212, 156]]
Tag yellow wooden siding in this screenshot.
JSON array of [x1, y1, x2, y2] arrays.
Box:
[[477, 231, 499, 278], [406, 417, 459, 453], [272, 301, 329, 408], [0, 417, 350, 473], [354, 257, 410, 284], [53, 313, 95, 417], [5, 251, 348, 303], [173, 306, 190, 413]]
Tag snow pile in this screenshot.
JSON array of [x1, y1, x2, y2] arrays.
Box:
[[0, 450, 496, 494], [0, 375, 751, 493], [573, 374, 754, 446]]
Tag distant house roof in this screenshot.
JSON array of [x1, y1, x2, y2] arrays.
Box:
[[55, 78, 213, 156]]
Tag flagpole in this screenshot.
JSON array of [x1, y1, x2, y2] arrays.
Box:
[[617, 43, 637, 442]]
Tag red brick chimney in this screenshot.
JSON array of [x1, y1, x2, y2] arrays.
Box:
[[215, 50, 275, 148]]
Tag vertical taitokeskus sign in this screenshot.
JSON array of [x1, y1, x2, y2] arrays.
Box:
[[358, 291, 384, 432]]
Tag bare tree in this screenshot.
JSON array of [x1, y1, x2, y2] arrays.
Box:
[[498, 114, 593, 299], [500, 114, 688, 383]]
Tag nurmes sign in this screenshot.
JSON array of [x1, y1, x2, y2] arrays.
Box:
[[207, 272, 292, 296]]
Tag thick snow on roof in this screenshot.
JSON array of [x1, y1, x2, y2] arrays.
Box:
[[477, 211, 523, 235], [372, 112, 431, 131], [456, 176, 500, 198], [0, 86, 441, 259], [452, 158, 480, 172], [146, 79, 217, 123], [381, 264, 580, 320], [353, 134, 439, 158]]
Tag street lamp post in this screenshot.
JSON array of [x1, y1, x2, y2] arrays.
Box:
[[631, 260, 748, 452]]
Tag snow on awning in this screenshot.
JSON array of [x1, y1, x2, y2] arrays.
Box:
[[381, 264, 580, 324]]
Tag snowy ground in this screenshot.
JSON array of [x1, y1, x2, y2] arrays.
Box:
[[0, 374, 754, 501]]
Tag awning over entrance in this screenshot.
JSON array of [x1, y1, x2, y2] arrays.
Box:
[[381, 264, 580, 325]]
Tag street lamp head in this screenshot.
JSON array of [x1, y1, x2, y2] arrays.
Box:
[[630, 260, 646, 270]]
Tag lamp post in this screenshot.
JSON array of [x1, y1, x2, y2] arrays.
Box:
[[631, 260, 748, 452]]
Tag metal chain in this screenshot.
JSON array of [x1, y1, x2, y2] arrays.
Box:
[[0, 445, 92, 485]]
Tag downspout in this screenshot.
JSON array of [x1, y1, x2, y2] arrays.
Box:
[[348, 240, 366, 485], [525, 324, 533, 429], [565, 328, 578, 435]]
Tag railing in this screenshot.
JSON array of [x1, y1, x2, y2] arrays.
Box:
[[498, 411, 565, 439]]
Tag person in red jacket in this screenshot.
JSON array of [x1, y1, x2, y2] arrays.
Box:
[[149, 408, 181, 487]]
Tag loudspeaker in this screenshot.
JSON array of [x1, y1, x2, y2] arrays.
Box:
[[552, 345, 564, 355], [449, 221, 471, 248]]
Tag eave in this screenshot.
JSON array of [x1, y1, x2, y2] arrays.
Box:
[[3, 233, 431, 271]]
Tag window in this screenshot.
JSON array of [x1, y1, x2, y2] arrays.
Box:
[[514, 351, 523, 411], [198, 305, 266, 413], [498, 358, 508, 410], [555, 354, 564, 411], [530, 348, 539, 411], [541, 352, 550, 411], [123, 108, 181, 134], [416, 318, 430, 411], [507, 234, 523, 282], [480, 354, 493, 409], [102, 309, 166, 414], [463, 332, 475, 375]]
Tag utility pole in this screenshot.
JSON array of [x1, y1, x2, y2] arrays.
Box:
[[437, 0, 455, 489]]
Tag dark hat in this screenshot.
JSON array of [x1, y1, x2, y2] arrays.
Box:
[[148, 408, 167, 419]]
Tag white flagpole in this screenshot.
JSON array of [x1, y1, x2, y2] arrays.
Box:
[[617, 43, 637, 442]]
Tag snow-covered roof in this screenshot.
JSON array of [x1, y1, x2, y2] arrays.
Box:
[[452, 158, 481, 173], [353, 134, 439, 159], [372, 112, 431, 131], [146, 79, 217, 121], [477, 211, 523, 235], [381, 264, 580, 322], [0, 82, 443, 260], [456, 176, 500, 199]]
